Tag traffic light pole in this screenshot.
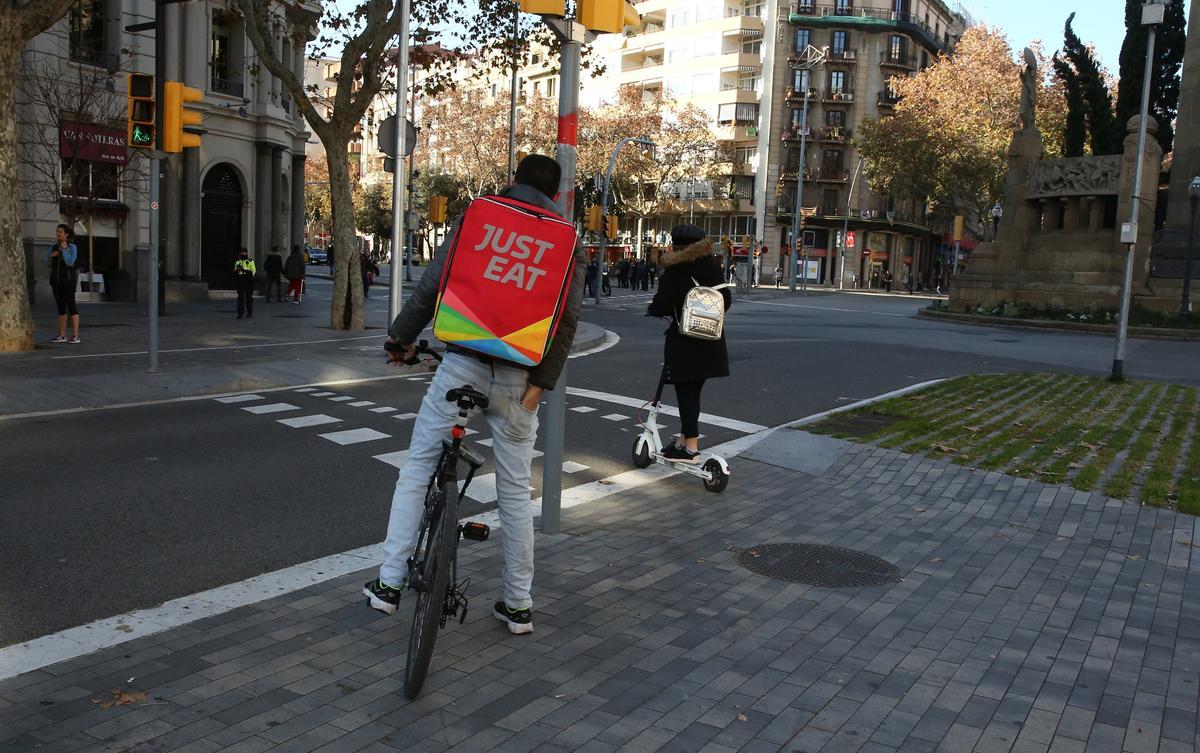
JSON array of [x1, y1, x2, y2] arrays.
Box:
[[388, 0, 410, 325], [147, 0, 168, 373]]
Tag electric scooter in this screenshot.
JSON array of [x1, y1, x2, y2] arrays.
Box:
[[631, 367, 730, 493]]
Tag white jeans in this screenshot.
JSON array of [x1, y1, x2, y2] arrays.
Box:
[[379, 352, 540, 609]]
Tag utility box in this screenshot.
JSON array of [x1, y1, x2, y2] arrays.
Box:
[[1120, 222, 1138, 244]]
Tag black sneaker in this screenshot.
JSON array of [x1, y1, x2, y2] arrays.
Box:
[[363, 579, 403, 615], [661, 443, 701, 463], [493, 601, 534, 634]]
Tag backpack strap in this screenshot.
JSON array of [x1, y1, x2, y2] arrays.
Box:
[[691, 276, 733, 291]]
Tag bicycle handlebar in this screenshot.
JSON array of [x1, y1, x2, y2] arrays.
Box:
[[384, 338, 444, 365]]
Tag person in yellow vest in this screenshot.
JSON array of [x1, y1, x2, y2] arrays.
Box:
[[234, 247, 256, 319]]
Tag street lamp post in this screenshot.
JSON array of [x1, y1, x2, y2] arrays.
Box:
[[839, 157, 864, 290], [595, 136, 655, 305], [1182, 176, 1200, 316], [1112, 0, 1164, 382], [788, 45, 826, 294]]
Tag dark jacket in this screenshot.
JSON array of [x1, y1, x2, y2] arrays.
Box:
[[646, 239, 732, 384], [284, 251, 305, 279], [387, 183, 586, 391], [264, 252, 283, 275]]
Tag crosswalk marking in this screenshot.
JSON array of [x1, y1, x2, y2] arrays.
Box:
[[319, 428, 391, 445], [393, 413, 418, 420], [216, 394, 263, 404], [310, 391, 336, 397], [562, 461, 588, 474], [602, 413, 628, 422], [242, 403, 300, 415], [459, 474, 497, 503], [570, 406, 597, 413], [328, 396, 354, 402], [405, 376, 429, 381], [472, 437, 541, 458], [373, 450, 410, 468], [293, 388, 317, 393], [370, 406, 397, 413], [349, 401, 375, 407], [277, 414, 341, 428]]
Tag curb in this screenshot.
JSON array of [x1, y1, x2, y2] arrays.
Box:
[[916, 308, 1200, 342]]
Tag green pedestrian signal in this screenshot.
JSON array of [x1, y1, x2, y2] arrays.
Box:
[[130, 124, 154, 147], [127, 73, 156, 150]]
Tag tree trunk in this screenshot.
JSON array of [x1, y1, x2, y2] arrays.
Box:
[[325, 146, 363, 330], [0, 39, 34, 352]]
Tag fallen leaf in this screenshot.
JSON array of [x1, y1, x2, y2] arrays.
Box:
[[95, 689, 146, 710], [961, 425, 982, 433], [737, 713, 748, 722], [931, 443, 958, 454]]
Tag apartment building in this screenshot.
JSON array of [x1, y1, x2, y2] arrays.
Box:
[[760, 0, 969, 289], [18, 1, 312, 302]]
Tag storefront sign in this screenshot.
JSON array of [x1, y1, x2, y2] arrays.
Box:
[[869, 251, 889, 262], [60, 121, 128, 165]]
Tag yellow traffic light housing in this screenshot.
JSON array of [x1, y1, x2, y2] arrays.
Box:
[[586, 205, 601, 232], [578, 0, 641, 34], [605, 214, 619, 240], [429, 195, 448, 224], [518, 0, 565, 16], [163, 81, 203, 153], [127, 73, 156, 150]]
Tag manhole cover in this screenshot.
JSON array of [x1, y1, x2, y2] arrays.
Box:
[[735, 543, 901, 588]]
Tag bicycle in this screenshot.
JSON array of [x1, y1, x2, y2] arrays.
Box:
[[385, 340, 493, 699]]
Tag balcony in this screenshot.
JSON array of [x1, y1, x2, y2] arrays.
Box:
[[781, 127, 811, 144], [814, 168, 848, 182], [827, 49, 857, 64], [786, 5, 955, 55], [212, 75, 245, 98], [878, 91, 901, 108], [822, 89, 854, 104], [784, 86, 819, 105], [70, 45, 118, 72], [778, 169, 813, 183], [819, 125, 851, 143], [881, 53, 918, 72]]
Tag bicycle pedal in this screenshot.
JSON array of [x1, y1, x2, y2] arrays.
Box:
[[460, 522, 490, 541]]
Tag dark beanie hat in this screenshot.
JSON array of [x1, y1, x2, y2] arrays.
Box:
[[671, 223, 705, 247]]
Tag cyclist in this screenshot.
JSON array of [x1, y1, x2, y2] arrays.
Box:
[[365, 155, 585, 634]]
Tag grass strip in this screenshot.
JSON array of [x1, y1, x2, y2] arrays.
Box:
[[968, 376, 1099, 471], [868, 374, 1013, 448], [1071, 381, 1166, 492], [1139, 386, 1197, 508], [1105, 385, 1183, 502], [1005, 377, 1130, 481], [1178, 390, 1200, 515], [1032, 380, 1137, 486]]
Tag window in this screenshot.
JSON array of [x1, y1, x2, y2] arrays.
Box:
[[789, 108, 807, 128], [743, 0, 765, 17], [694, 36, 719, 58], [834, 0, 852, 15], [692, 72, 717, 92], [794, 0, 815, 14], [667, 76, 692, 96], [668, 9, 691, 27], [732, 176, 755, 200], [667, 44, 690, 63], [822, 189, 840, 215], [734, 146, 758, 165], [792, 68, 810, 92], [888, 35, 906, 61], [695, 1, 721, 22], [741, 38, 762, 55], [211, 11, 245, 96], [717, 103, 758, 126], [828, 70, 846, 93], [825, 109, 845, 127], [738, 72, 761, 92], [831, 31, 847, 54], [794, 28, 811, 52], [822, 149, 843, 171], [490, 83, 497, 97], [61, 158, 119, 201], [70, 0, 111, 68], [531, 54, 541, 64], [546, 78, 555, 97]]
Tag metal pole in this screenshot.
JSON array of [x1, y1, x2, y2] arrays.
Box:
[[507, 6, 519, 182], [1112, 19, 1157, 381], [840, 157, 863, 292], [1182, 192, 1197, 315], [388, 3, 410, 325], [789, 84, 810, 293], [406, 78, 416, 283], [147, 0, 167, 373], [542, 18, 585, 535], [148, 156, 159, 373]]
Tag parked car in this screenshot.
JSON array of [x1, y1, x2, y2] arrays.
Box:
[[305, 246, 327, 265]]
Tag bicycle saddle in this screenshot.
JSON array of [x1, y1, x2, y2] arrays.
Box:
[[446, 386, 489, 410]]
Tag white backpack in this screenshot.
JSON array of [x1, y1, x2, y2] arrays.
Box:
[[678, 277, 732, 341]]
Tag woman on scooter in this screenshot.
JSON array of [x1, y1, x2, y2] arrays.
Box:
[[646, 223, 732, 463]]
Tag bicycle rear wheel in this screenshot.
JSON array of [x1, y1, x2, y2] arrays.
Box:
[[403, 478, 457, 699]]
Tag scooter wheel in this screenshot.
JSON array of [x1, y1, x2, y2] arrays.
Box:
[[632, 438, 652, 469], [702, 459, 729, 493]]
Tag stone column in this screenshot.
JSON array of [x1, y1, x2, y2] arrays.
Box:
[[254, 143, 273, 259], [1062, 197, 1079, 230], [1167, 0, 1200, 227], [181, 149, 202, 279], [270, 147, 284, 252], [1116, 115, 1163, 285], [291, 153, 306, 251], [1040, 200, 1056, 232], [1088, 196, 1105, 231]]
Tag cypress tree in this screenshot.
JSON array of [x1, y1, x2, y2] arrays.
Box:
[[1061, 13, 1122, 155], [1053, 53, 1088, 157], [1114, 0, 1186, 155]]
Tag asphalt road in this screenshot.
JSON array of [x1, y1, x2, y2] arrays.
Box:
[[3, 286, 1199, 647]]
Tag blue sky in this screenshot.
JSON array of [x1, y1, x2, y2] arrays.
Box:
[[969, 0, 1191, 73]]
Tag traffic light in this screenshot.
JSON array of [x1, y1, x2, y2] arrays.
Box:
[[605, 214, 619, 240], [163, 81, 203, 153], [127, 73, 155, 150], [429, 195, 448, 224], [586, 205, 601, 232], [517, 0, 564, 16], [578, 0, 641, 33]]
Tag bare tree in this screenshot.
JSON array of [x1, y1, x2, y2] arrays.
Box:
[[0, 1, 77, 352]]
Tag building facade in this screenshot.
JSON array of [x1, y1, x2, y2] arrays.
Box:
[[19, 0, 312, 303]]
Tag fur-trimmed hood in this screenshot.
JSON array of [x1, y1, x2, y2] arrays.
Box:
[[659, 239, 715, 268]]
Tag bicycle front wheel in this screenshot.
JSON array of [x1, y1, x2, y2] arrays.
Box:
[[403, 479, 457, 699]]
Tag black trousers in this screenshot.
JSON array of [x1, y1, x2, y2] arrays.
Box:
[[673, 380, 705, 439], [236, 280, 254, 317]]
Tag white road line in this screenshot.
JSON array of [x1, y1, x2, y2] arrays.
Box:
[[460, 473, 497, 503], [566, 387, 767, 434], [50, 334, 382, 360], [241, 403, 300, 415], [373, 450, 409, 468], [349, 401, 375, 407], [562, 461, 588, 473], [405, 376, 429, 381], [601, 413, 628, 422], [476, 438, 493, 447], [310, 391, 336, 397], [215, 394, 263, 404], [277, 414, 341, 428], [319, 427, 391, 445], [393, 412, 418, 420], [293, 388, 318, 393], [327, 396, 355, 402], [570, 406, 597, 413], [369, 406, 396, 413]]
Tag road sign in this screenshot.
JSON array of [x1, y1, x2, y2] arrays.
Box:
[[846, 231, 856, 248], [377, 116, 416, 158]]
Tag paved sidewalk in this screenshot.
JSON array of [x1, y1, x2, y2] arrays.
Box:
[[2, 430, 1196, 753]]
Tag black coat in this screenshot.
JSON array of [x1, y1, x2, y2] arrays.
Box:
[[646, 240, 732, 384]]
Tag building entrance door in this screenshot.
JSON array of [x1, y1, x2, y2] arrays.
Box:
[[201, 164, 243, 290]]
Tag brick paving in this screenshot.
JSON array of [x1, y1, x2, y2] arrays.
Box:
[[2, 442, 1198, 753]]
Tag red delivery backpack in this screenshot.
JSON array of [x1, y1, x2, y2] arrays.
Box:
[[432, 195, 578, 366]]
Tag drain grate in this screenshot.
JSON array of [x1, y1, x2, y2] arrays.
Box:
[[735, 543, 901, 588]]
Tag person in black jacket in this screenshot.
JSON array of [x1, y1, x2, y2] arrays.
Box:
[[646, 224, 732, 463]]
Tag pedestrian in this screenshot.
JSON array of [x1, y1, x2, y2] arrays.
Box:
[[774, 265, 783, 288], [366, 155, 585, 634], [884, 269, 893, 292], [648, 258, 658, 289], [601, 261, 612, 296], [47, 223, 81, 343], [264, 246, 284, 302], [327, 245, 335, 272], [234, 247, 255, 319], [646, 223, 732, 463], [617, 258, 629, 289], [360, 251, 375, 298], [585, 258, 597, 297], [284, 244, 306, 303]]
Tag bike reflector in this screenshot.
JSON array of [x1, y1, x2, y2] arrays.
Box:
[[433, 196, 578, 366]]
